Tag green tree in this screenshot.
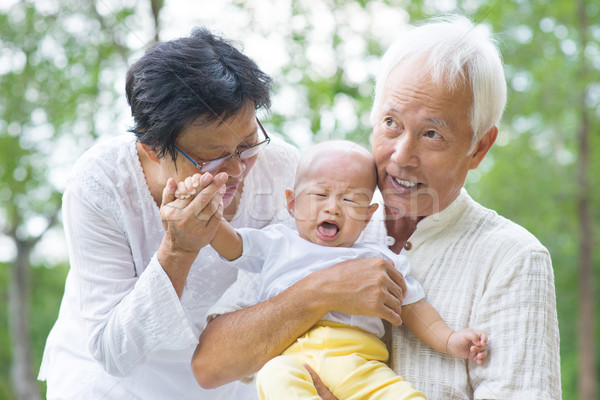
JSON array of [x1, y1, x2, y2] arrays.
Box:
[[0, 0, 136, 397], [401, 1, 600, 398], [476, 2, 599, 398], [1, 1, 595, 399]]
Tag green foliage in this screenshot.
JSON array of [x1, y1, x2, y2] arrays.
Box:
[[0, 1, 597, 399], [0, 0, 135, 397], [460, 1, 599, 398], [0, 0, 132, 235]]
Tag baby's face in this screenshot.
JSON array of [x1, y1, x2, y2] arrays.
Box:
[[287, 154, 377, 248]]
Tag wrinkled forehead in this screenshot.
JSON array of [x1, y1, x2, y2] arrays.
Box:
[[384, 56, 470, 97]]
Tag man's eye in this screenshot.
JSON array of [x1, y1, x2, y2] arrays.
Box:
[[384, 117, 398, 128], [425, 130, 441, 139]]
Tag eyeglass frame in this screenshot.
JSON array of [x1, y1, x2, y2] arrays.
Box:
[[173, 117, 271, 173]]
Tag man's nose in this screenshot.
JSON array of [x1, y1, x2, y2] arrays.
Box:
[[390, 133, 419, 168]]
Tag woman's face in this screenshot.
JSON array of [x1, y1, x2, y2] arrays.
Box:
[[168, 106, 262, 208]]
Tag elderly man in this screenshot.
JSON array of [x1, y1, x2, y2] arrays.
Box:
[[192, 16, 561, 400]]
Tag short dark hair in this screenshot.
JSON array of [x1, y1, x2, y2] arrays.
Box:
[[126, 27, 272, 160]]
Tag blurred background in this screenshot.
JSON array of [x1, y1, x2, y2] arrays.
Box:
[[0, 0, 598, 398]]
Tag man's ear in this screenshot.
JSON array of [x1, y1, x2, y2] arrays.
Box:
[[140, 143, 161, 163], [469, 125, 498, 170], [285, 189, 295, 217]]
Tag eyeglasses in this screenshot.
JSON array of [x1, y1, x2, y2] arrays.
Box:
[[173, 118, 271, 173]]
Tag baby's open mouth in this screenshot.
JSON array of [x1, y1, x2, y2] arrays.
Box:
[[317, 221, 339, 240]]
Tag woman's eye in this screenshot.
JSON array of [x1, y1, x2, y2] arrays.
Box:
[[237, 143, 254, 152]]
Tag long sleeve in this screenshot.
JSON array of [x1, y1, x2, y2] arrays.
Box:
[[40, 133, 298, 399], [471, 247, 560, 399], [63, 183, 197, 376]]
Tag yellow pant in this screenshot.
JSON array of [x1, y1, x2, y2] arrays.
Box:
[[256, 321, 426, 400]]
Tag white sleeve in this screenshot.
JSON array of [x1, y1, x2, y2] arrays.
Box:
[[205, 270, 261, 323], [63, 183, 197, 377], [222, 227, 272, 273], [471, 248, 561, 399], [390, 252, 425, 305]]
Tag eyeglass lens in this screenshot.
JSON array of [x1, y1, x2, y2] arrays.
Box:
[[200, 139, 269, 172]]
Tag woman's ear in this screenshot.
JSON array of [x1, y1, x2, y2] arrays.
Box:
[[140, 143, 161, 163], [285, 189, 295, 217]]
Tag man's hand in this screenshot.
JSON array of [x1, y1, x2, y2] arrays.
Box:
[[192, 256, 407, 387], [305, 365, 338, 400], [307, 257, 407, 326]]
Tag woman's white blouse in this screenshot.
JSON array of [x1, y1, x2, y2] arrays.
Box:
[[39, 133, 298, 400]]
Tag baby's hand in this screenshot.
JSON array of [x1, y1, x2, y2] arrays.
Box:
[[175, 173, 204, 200], [447, 328, 487, 364]]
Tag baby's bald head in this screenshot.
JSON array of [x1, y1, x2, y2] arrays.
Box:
[[294, 140, 377, 194]]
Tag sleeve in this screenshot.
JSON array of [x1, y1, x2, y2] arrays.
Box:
[[471, 248, 561, 399], [224, 228, 270, 273], [205, 270, 261, 323], [390, 251, 425, 305], [63, 182, 197, 377]]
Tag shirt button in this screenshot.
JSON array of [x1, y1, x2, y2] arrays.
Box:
[[403, 241, 412, 251]]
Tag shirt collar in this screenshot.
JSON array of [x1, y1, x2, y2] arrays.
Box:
[[408, 187, 472, 248]]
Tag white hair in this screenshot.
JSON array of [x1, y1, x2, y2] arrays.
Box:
[[370, 15, 507, 152]]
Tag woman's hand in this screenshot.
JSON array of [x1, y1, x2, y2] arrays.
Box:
[[174, 173, 204, 199], [160, 172, 227, 253], [157, 172, 227, 296]]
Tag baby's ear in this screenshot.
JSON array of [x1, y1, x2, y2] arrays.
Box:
[[364, 203, 379, 223], [285, 189, 295, 217]]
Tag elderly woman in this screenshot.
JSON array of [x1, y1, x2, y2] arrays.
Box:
[[193, 16, 561, 400], [39, 28, 298, 399]]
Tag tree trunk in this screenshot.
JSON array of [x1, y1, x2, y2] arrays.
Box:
[[150, 0, 164, 43], [576, 92, 596, 400], [8, 238, 41, 400], [576, 1, 597, 398]]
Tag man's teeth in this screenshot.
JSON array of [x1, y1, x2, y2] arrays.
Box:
[[394, 178, 417, 188]]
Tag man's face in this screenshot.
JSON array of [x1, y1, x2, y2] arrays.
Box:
[[372, 58, 494, 219]]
